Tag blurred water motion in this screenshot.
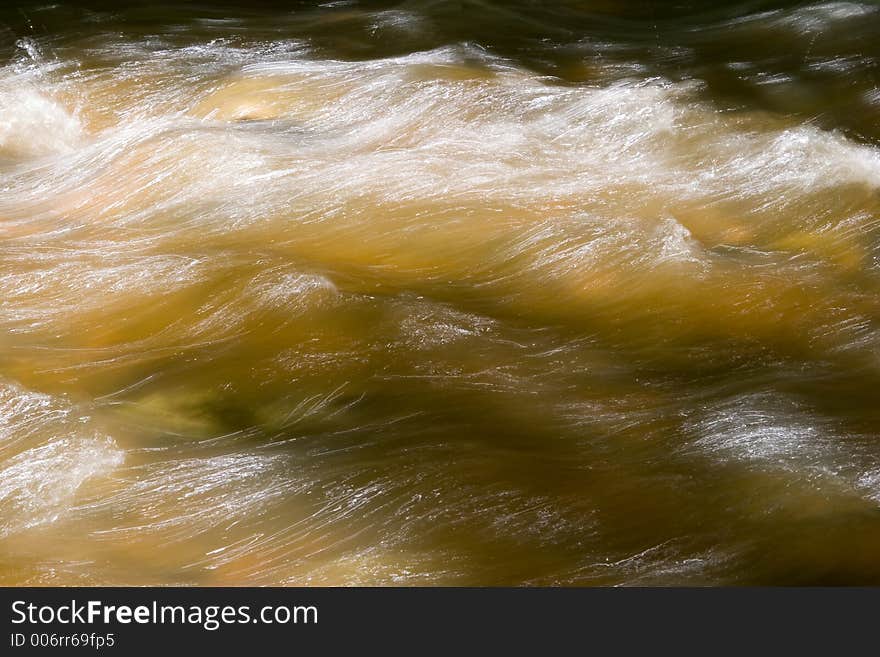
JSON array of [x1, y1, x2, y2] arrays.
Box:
[[1, 1, 880, 585]]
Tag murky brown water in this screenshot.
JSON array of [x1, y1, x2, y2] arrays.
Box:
[[1, 1, 880, 585]]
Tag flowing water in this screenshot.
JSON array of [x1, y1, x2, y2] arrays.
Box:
[[1, 0, 880, 585]]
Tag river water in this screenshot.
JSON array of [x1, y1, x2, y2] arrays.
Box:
[[1, 0, 879, 585]]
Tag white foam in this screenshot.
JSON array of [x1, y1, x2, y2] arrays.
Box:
[[248, 271, 338, 311], [687, 393, 880, 510], [0, 85, 82, 159], [0, 435, 124, 537], [0, 380, 71, 454], [690, 394, 823, 464]]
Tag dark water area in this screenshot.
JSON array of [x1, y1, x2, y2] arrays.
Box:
[[0, 1, 879, 585], [5, 1, 880, 142]]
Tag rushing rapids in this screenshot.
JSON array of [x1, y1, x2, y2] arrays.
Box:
[[1, 0, 880, 585]]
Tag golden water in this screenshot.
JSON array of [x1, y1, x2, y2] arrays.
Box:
[[1, 1, 880, 585]]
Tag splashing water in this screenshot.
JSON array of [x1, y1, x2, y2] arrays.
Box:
[[1, 0, 880, 585]]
